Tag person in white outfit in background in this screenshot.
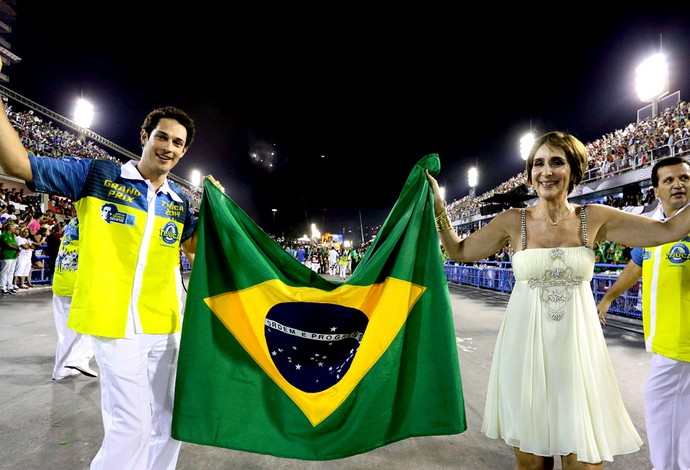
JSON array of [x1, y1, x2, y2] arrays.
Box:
[[13, 226, 34, 288], [328, 246, 338, 275], [52, 217, 98, 380]]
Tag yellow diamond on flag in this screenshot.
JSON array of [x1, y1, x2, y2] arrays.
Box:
[[204, 277, 425, 426]]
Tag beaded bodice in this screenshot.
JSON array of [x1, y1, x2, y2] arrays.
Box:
[[515, 207, 593, 321]]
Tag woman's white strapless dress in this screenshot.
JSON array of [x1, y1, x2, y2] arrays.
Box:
[[480, 242, 643, 463]]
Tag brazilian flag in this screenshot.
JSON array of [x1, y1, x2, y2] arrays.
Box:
[[172, 153, 466, 460]]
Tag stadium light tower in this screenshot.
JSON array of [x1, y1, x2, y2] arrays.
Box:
[[74, 97, 93, 129], [520, 121, 537, 161], [74, 97, 93, 143], [310, 223, 320, 242], [520, 133, 535, 161], [468, 166, 478, 198], [190, 169, 201, 188], [635, 52, 668, 118]]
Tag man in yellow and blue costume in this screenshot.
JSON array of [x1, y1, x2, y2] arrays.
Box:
[[597, 156, 690, 470], [0, 90, 221, 470]]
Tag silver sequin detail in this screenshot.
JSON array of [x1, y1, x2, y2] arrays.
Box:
[[528, 248, 583, 321], [521, 208, 527, 251], [580, 205, 588, 246]]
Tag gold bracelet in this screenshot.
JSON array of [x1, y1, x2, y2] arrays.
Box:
[[435, 210, 452, 232]]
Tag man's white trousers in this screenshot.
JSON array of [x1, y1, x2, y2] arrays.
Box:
[[645, 353, 690, 470], [90, 332, 181, 470]]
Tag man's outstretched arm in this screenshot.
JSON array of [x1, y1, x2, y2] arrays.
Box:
[[0, 62, 33, 182], [596, 260, 642, 325]]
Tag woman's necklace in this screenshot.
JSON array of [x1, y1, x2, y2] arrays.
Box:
[[541, 204, 574, 226]]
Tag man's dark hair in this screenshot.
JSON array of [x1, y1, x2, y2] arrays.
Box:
[[651, 156, 690, 188], [141, 106, 196, 148]]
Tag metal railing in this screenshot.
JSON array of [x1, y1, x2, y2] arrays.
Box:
[[444, 261, 641, 320], [581, 138, 690, 185]]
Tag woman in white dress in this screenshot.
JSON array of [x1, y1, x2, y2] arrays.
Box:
[[427, 131, 690, 469], [13, 226, 33, 288]]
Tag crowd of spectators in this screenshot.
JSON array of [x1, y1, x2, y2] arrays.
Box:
[[0, 196, 66, 293], [281, 241, 370, 278]]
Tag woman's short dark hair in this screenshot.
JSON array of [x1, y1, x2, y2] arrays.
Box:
[[525, 131, 589, 193]]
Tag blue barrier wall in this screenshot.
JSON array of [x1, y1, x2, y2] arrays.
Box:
[[181, 253, 192, 272], [444, 262, 641, 320], [30, 244, 52, 285]]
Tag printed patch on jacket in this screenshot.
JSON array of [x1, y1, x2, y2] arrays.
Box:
[[100, 203, 135, 226]]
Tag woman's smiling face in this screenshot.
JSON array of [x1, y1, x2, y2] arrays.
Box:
[[531, 144, 572, 199]]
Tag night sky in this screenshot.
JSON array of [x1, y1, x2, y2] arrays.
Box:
[[4, 4, 690, 239]]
